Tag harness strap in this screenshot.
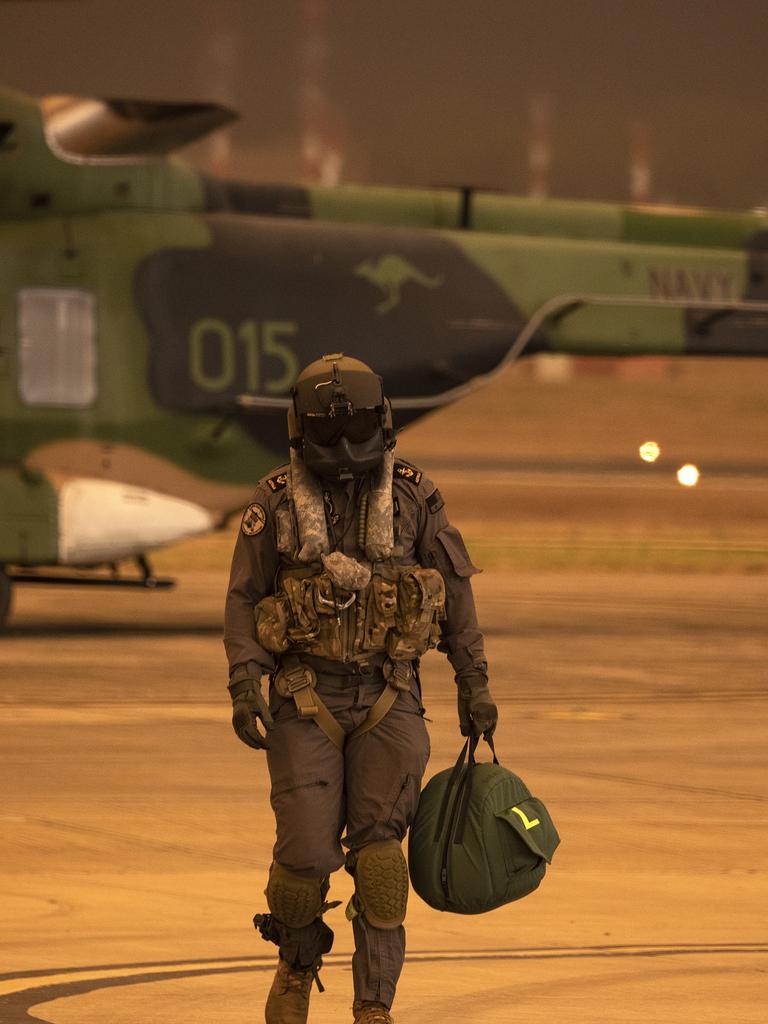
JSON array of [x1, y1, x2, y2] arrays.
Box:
[[277, 655, 413, 749], [276, 654, 346, 751], [348, 660, 412, 742]]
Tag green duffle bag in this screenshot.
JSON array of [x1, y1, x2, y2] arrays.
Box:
[[408, 735, 560, 914]]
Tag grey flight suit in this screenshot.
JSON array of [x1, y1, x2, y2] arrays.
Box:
[[224, 457, 485, 1008]]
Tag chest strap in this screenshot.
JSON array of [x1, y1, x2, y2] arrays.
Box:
[[274, 655, 412, 751]]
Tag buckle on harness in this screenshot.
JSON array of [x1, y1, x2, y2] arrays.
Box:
[[278, 662, 319, 718]]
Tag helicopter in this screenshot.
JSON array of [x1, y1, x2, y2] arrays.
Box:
[[2, 83, 768, 628]]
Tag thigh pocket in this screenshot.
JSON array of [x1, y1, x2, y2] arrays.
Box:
[[386, 773, 422, 837], [271, 777, 330, 800]]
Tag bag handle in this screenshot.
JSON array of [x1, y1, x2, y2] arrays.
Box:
[[485, 733, 500, 765], [433, 733, 499, 843], [454, 732, 500, 843], [433, 738, 470, 841], [468, 731, 499, 766], [453, 737, 476, 844]]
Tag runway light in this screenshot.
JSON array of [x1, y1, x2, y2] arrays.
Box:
[[639, 441, 661, 463], [676, 464, 700, 487]]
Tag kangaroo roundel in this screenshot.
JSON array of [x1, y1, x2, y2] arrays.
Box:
[[355, 254, 444, 314]]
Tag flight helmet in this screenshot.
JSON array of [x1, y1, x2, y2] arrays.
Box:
[[288, 353, 394, 480]]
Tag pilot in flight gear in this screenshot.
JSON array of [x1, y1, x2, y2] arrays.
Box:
[[224, 354, 498, 1024]]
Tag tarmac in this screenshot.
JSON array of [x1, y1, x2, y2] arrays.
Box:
[[1, 359, 767, 1022], [1, 562, 766, 1023]]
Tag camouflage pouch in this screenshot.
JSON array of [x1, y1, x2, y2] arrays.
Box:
[[265, 568, 356, 660], [283, 576, 320, 645], [309, 573, 347, 660], [361, 574, 398, 651], [254, 594, 292, 653], [387, 567, 445, 660], [321, 551, 371, 591]]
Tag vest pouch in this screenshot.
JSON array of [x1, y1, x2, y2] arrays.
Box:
[[309, 574, 347, 660], [255, 594, 292, 653], [362, 575, 398, 651], [282, 576, 320, 646], [387, 567, 445, 660]]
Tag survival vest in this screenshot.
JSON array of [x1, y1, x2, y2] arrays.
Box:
[[254, 562, 445, 663]]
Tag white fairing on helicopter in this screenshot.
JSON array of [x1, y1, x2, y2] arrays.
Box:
[[57, 478, 214, 564]]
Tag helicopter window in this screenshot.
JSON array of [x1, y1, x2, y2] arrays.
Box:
[[17, 288, 97, 407]]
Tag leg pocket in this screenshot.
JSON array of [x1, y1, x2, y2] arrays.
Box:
[[267, 714, 346, 876], [385, 773, 422, 838], [271, 778, 330, 799], [344, 707, 430, 850]]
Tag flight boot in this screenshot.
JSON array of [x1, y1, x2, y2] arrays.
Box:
[[352, 1000, 394, 1023], [264, 959, 313, 1024]]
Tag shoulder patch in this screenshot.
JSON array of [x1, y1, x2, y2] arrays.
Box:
[[266, 471, 288, 492], [241, 502, 267, 536], [394, 461, 423, 485], [427, 489, 445, 515]]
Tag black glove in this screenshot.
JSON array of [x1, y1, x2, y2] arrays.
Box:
[[228, 661, 274, 750], [456, 662, 498, 740]]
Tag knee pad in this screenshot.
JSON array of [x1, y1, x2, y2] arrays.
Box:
[[352, 839, 409, 929], [266, 861, 324, 928]]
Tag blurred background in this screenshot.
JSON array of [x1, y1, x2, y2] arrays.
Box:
[[4, 0, 768, 208], [4, 0, 767, 511]]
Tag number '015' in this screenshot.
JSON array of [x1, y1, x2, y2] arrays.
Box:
[[189, 319, 298, 394]]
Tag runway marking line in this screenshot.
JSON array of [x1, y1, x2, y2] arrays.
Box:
[[2, 943, 767, 1004], [550, 768, 768, 803]]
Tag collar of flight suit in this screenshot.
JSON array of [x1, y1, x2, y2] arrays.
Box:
[[287, 447, 395, 564]]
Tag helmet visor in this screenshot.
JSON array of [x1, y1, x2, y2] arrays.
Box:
[[303, 409, 381, 446]]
